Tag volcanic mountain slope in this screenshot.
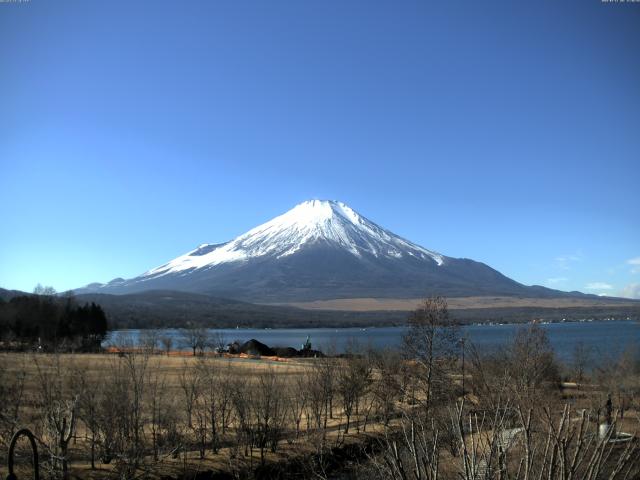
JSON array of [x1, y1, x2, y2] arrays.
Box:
[[80, 200, 588, 302]]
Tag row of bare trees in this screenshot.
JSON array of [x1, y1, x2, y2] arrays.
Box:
[[363, 297, 640, 480], [112, 327, 227, 357], [0, 345, 407, 479]]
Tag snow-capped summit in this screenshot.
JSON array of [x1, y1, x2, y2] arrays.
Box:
[[142, 200, 444, 279], [81, 200, 532, 302]]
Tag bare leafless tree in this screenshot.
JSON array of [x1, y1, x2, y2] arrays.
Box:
[[179, 359, 202, 429], [404, 296, 459, 415], [370, 349, 402, 426], [230, 374, 254, 459], [146, 363, 168, 462], [159, 335, 173, 356], [121, 349, 149, 472], [468, 325, 561, 415], [216, 361, 235, 435], [254, 367, 288, 464], [288, 373, 308, 440], [307, 357, 336, 435], [572, 341, 593, 384], [208, 330, 227, 354], [180, 326, 209, 356], [337, 354, 372, 434], [70, 364, 101, 470], [139, 329, 160, 354], [370, 397, 639, 480], [195, 358, 220, 455], [34, 355, 78, 480], [508, 325, 561, 410], [95, 344, 150, 477]]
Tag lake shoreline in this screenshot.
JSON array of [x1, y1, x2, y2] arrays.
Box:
[[106, 319, 640, 363]]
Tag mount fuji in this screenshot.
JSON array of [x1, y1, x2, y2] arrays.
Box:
[[79, 200, 575, 302]]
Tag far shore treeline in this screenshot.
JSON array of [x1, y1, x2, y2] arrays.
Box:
[[0, 286, 108, 351]]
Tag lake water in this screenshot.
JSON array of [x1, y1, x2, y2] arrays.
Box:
[[106, 320, 640, 364]]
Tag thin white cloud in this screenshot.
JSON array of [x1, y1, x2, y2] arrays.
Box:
[[585, 282, 613, 290], [546, 277, 568, 285], [621, 283, 640, 299], [627, 257, 640, 274], [555, 252, 582, 270]]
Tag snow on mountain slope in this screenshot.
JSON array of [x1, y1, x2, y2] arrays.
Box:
[[142, 200, 445, 280], [78, 199, 548, 302]]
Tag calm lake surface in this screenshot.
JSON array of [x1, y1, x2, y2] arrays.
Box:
[[107, 320, 640, 363]]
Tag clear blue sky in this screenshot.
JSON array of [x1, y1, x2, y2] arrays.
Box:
[[1, 0, 639, 298]]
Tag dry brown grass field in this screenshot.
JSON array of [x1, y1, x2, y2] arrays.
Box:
[[276, 295, 640, 311], [0, 351, 391, 480]]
